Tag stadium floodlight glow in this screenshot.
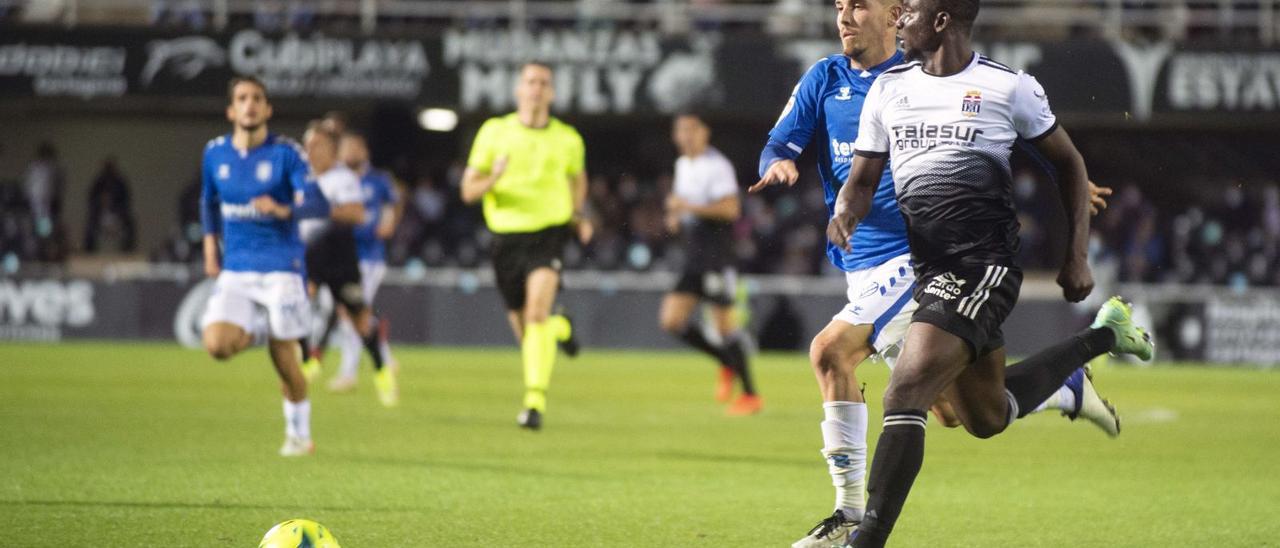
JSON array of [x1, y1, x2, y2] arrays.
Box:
[[418, 108, 458, 132]]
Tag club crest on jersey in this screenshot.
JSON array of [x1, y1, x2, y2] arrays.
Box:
[[255, 161, 273, 183], [961, 90, 982, 117], [217, 164, 230, 180], [835, 86, 853, 101]]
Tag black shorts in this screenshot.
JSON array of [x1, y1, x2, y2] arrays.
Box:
[[673, 267, 736, 306], [305, 228, 365, 312], [491, 225, 571, 311], [912, 264, 1022, 359]]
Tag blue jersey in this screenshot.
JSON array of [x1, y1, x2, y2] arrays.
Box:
[[200, 133, 312, 274], [354, 168, 398, 263], [761, 52, 910, 272]]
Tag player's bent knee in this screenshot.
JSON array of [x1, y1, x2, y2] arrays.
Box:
[[204, 339, 236, 361], [809, 336, 866, 376], [659, 315, 686, 334], [963, 420, 1005, 439]]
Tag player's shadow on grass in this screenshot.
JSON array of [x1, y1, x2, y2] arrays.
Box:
[[655, 450, 811, 468], [0, 499, 419, 513]]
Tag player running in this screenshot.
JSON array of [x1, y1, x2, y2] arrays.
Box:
[[751, 0, 1120, 545], [827, 1, 1153, 545], [461, 61, 590, 431], [296, 121, 400, 407], [200, 76, 331, 457], [659, 113, 761, 416], [325, 131, 402, 395]]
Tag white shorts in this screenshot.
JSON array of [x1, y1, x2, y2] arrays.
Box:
[[201, 271, 311, 340], [358, 260, 387, 304], [832, 253, 918, 353]]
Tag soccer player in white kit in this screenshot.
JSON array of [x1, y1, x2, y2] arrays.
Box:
[[659, 113, 761, 416], [200, 76, 332, 457], [296, 122, 401, 406], [751, 1, 1124, 545], [827, 1, 1153, 545], [326, 132, 402, 397]]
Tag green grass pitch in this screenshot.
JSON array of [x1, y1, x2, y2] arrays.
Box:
[[1, 342, 1278, 546]]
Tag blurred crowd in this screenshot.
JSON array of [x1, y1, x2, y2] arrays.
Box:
[[6, 139, 1280, 289], [0, 143, 138, 268], [1094, 182, 1280, 288]]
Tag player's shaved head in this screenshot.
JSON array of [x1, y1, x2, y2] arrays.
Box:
[[935, 0, 979, 28]]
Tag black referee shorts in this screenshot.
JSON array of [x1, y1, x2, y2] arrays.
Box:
[[911, 264, 1022, 360], [491, 224, 571, 311], [673, 266, 737, 307], [305, 228, 366, 313]]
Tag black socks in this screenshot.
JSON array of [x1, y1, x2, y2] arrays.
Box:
[[851, 409, 929, 548], [1004, 328, 1115, 418]]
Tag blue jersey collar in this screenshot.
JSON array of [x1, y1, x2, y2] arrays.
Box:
[[837, 50, 904, 77]]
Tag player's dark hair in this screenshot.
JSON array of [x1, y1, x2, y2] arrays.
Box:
[[937, 0, 980, 28], [227, 75, 268, 103]]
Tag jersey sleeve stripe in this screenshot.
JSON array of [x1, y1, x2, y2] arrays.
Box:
[[1024, 120, 1060, 143], [977, 56, 1015, 72], [881, 62, 921, 75], [977, 60, 1017, 75], [786, 142, 804, 153]]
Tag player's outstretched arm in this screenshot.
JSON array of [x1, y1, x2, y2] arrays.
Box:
[[827, 154, 886, 252], [329, 202, 366, 225], [749, 158, 800, 193], [1032, 127, 1094, 303], [460, 156, 507, 205], [1088, 180, 1112, 216]]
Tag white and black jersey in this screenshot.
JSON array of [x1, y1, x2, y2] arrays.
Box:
[[301, 164, 366, 308], [673, 147, 738, 272], [853, 53, 1057, 273], [299, 165, 364, 244]]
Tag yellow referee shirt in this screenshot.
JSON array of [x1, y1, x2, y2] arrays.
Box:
[[466, 113, 585, 234]]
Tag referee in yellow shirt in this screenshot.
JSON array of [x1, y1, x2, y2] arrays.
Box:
[[461, 62, 592, 431]]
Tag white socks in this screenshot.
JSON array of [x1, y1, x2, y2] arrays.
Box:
[[1031, 385, 1077, 415], [338, 319, 361, 379], [820, 401, 868, 521], [283, 399, 311, 440]]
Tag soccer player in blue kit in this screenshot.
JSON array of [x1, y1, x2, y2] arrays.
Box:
[[200, 76, 330, 457], [750, 1, 1120, 545]]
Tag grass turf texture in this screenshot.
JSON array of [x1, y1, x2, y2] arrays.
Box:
[[1, 342, 1278, 547]]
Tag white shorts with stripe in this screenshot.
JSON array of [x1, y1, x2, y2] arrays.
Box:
[[832, 253, 918, 354], [201, 271, 311, 340]]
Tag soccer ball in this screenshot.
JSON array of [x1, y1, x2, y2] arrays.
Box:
[[259, 519, 340, 548]]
